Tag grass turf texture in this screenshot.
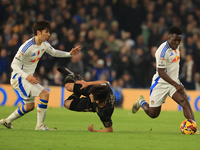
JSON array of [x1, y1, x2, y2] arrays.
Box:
[[0, 106, 199, 150]]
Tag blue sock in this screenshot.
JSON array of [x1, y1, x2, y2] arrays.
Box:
[[17, 105, 28, 116], [140, 100, 147, 108], [38, 99, 48, 109]]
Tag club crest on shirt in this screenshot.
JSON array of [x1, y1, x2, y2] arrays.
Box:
[[151, 100, 154, 105], [18, 52, 24, 58], [41, 49, 45, 53]]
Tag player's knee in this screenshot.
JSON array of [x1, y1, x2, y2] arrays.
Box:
[[149, 112, 159, 118], [64, 83, 73, 91], [150, 114, 159, 119], [39, 89, 49, 100], [64, 100, 70, 109]]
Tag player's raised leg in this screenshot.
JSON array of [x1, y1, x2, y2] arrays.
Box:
[[132, 95, 146, 113], [57, 66, 84, 83], [132, 95, 161, 118]]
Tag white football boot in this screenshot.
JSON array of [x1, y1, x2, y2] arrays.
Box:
[[35, 124, 53, 131], [132, 95, 145, 113], [0, 119, 13, 129]]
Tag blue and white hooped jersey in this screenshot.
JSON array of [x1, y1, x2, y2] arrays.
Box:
[[152, 41, 180, 84]]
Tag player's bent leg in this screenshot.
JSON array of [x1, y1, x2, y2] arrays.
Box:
[[0, 102, 35, 129], [172, 91, 194, 119], [64, 93, 81, 110], [57, 66, 84, 83], [147, 106, 161, 118], [65, 83, 75, 92], [39, 88, 49, 100], [141, 101, 161, 118], [64, 99, 73, 109], [132, 95, 146, 113]]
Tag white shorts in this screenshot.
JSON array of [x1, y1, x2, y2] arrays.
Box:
[[149, 82, 177, 107], [10, 73, 44, 103]]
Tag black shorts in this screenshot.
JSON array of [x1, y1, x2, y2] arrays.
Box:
[[68, 83, 95, 112], [69, 96, 96, 112]]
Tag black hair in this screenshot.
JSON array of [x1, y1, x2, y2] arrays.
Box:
[[89, 84, 110, 103], [32, 20, 51, 35], [168, 26, 182, 35]]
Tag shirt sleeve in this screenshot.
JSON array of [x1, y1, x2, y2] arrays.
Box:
[[156, 50, 167, 69], [100, 116, 113, 128], [11, 50, 29, 79], [45, 42, 72, 57]]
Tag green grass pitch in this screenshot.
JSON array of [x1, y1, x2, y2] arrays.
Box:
[[0, 106, 199, 150]]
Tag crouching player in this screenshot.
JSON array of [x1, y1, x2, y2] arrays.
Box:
[[57, 66, 115, 132]]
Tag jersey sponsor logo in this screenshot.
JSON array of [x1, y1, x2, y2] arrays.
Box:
[[30, 57, 40, 63], [41, 49, 45, 53], [37, 50, 40, 55], [32, 53, 36, 56], [171, 55, 180, 63], [170, 52, 174, 56]]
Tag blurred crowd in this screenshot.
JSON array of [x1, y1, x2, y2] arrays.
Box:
[[0, 0, 200, 105]]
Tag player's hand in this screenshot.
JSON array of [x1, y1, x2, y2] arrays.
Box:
[[87, 124, 96, 132], [76, 80, 89, 89], [70, 46, 81, 55], [26, 75, 38, 84], [175, 84, 185, 94]]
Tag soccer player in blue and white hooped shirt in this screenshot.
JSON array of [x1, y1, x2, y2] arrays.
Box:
[[132, 26, 200, 134], [0, 20, 81, 130]]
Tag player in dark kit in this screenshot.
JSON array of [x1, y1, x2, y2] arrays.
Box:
[[57, 66, 115, 132]]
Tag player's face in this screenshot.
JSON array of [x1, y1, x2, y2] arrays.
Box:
[[168, 34, 182, 50], [38, 29, 50, 42]]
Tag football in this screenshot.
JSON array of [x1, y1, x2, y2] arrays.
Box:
[[180, 119, 197, 135]]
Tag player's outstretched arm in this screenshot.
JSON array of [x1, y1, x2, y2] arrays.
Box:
[[87, 124, 113, 132], [69, 46, 81, 55], [46, 44, 81, 57], [76, 80, 110, 89]]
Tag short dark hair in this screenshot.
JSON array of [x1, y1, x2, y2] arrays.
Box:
[[89, 84, 110, 103], [32, 20, 51, 35], [168, 26, 182, 35]]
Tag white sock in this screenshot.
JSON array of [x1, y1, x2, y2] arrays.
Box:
[[37, 107, 47, 127], [6, 109, 21, 123]]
